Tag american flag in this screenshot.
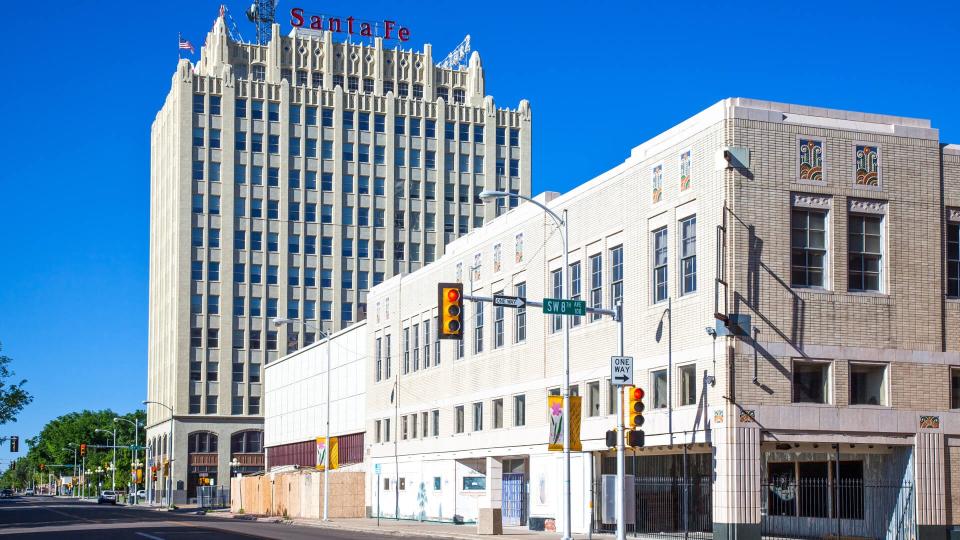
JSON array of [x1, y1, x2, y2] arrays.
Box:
[[178, 35, 195, 54]]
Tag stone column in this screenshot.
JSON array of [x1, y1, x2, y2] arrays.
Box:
[[712, 408, 761, 540], [478, 456, 503, 535], [916, 430, 947, 540]]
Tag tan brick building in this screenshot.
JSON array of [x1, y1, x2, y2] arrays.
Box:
[[363, 98, 960, 540]]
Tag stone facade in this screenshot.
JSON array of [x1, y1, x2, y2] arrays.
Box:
[[362, 98, 960, 538], [146, 10, 531, 502]]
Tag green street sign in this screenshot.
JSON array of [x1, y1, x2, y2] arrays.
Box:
[[129, 445, 144, 451], [542, 298, 586, 316]]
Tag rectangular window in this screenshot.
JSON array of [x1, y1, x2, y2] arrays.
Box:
[[322, 141, 333, 159], [384, 418, 391, 442], [607, 379, 618, 415], [849, 363, 887, 406], [514, 282, 527, 343], [680, 216, 697, 295], [235, 98, 246, 118], [431, 409, 440, 436], [459, 123, 470, 142], [551, 269, 562, 333], [652, 369, 668, 409], [610, 245, 624, 308], [653, 228, 668, 302], [208, 261, 220, 281], [952, 368, 960, 409], [948, 223, 960, 297], [494, 292, 505, 348], [321, 108, 333, 127], [590, 255, 602, 321], [492, 398, 504, 429], [679, 364, 697, 406], [207, 328, 219, 348], [848, 214, 883, 292], [422, 322, 431, 367], [472, 402, 483, 431], [513, 394, 526, 426], [587, 381, 601, 417], [792, 209, 827, 288], [794, 360, 830, 404], [268, 102, 279, 121], [566, 262, 581, 327], [455, 405, 465, 434], [509, 128, 519, 146], [509, 159, 519, 177], [412, 323, 420, 370], [474, 303, 484, 354]]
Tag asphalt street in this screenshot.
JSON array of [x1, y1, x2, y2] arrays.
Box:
[[0, 496, 429, 539]]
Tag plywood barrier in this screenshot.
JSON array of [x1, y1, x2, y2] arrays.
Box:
[[231, 470, 365, 519]]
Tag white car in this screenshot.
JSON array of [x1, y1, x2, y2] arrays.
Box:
[[23, 489, 35, 496], [97, 490, 118, 504], [136, 489, 146, 500]]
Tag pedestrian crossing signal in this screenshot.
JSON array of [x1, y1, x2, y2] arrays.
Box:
[[438, 283, 464, 340]]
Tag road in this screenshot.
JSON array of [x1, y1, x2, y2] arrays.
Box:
[[0, 496, 429, 539]]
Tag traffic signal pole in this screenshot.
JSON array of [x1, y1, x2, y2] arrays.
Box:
[[615, 300, 626, 540]]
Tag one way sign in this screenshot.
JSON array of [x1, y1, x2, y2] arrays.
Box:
[[610, 356, 634, 386]]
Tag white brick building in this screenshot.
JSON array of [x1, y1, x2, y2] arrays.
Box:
[[363, 98, 960, 540]]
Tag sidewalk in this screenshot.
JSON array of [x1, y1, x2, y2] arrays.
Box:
[[205, 512, 583, 540]]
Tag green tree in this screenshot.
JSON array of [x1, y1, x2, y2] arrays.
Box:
[[0, 408, 146, 493], [0, 342, 32, 428]]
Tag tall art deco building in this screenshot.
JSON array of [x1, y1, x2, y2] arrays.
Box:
[[146, 11, 531, 501]]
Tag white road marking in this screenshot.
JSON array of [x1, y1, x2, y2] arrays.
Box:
[[135, 533, 166, 540]]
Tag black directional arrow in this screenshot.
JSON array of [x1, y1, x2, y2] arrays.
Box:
[[614, 374, 630, 383]]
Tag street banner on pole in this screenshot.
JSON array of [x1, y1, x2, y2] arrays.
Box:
[[316, 437, 339, 471], [547, 396, 582, 452]]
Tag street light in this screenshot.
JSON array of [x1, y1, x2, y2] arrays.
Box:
[[94, 428, 117, 491], [479, 189, 573, 540], [230, 457, 242, 511], [143, 399, 175, 508], [115, 417, 142, 504], [272, 316, 333, 521]]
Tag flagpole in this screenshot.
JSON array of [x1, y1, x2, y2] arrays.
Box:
[[178, 33, 182, 60]]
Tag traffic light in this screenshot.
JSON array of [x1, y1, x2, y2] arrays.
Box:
[[605, 430, 617, 448], [438, 283, 464, 340], [80, 444, 86, 457], [626, 386, 645, 429], [39, 463, 45, 471], [9, 436, 18, 453]]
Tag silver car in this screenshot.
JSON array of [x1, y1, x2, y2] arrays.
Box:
[[97, 490, 118, 504]]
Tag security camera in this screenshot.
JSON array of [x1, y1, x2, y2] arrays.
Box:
[[705, 327, 717, 337]]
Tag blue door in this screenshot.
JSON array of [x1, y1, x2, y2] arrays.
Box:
[[502, 473, 526, 526]]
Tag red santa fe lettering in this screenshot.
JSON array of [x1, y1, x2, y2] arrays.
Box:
[[398, 27, 410, 41], [290, 7, 304, 27], [384, 20, 396, 40]]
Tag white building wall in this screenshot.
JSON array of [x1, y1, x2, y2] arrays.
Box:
[[264, 321, 367, 448]]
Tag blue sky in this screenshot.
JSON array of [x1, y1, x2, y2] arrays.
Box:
[[1, 0, 958, 465]]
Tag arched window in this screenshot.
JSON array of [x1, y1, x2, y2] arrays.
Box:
[[231, 430, 264, 454], [188, 431, 218, 453]]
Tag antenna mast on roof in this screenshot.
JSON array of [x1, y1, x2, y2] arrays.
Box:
[[246, 0, 277, 45], [437, 35, 471, 70], [222, 4, 246, 43]]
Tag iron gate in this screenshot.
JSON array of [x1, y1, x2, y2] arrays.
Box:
[[761, 479, 914, 540], [593, 451, 713, 539]]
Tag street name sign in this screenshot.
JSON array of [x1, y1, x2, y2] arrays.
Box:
[[542, 298, 586, 316], [493, 294, 526, 308], [610, 356, 634, 386]]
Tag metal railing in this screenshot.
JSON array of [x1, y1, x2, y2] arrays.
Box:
[[761, 479, 914, 540], [593, 475, 713, 539]]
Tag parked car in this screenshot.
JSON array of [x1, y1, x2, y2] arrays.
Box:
[[136, 489, 146, 500], [23, 489, 35, 496], [0, 489, 13, 498], [97, 490, 118, 504]]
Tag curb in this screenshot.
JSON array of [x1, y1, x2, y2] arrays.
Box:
[[282, 519, 490, 540]]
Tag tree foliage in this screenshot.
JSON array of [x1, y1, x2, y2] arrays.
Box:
[[1, 408, 146, 491], [0, 342, 32, 427]]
